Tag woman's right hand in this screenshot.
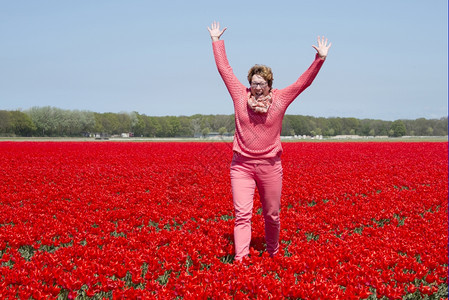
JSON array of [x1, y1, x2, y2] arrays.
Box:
[[207, 21, 227, 42]]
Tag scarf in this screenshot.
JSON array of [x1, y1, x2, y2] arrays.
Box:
[[247, 91, 273, 114]]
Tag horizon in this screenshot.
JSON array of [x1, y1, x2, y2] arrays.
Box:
[[5, 105, 448, 122]]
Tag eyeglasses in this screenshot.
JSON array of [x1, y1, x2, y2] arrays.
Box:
[[250, 82, 268, 88]]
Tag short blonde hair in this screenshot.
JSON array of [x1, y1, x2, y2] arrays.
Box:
[[247, 65, 273, 88]]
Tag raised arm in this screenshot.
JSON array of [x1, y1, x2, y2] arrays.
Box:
[[278, 36, 331, 106], [208, 22, 246, 102]]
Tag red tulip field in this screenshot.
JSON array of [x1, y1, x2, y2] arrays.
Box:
[[0, 141, 447, 299]]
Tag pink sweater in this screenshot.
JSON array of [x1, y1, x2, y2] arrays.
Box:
[[213, 40, 325, 159]]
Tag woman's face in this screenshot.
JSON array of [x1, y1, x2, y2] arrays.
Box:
[[250, 75, 270, 98]]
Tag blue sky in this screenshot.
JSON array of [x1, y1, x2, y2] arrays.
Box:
[[0, 0, 447, 121]]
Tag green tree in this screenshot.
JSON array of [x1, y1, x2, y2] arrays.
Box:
[[433, 117, 448, 136], [359, 120, 372, 136], [281, 118, 293, 136], [202, 127, 210, 137], [389, 120, 407, 137], [342, 118, 360, 135], [218, 126, 227, 136], [79, 110, 96, 135], [190, 118, 202, 137], [328, 118, 343, 135], [26, 106, 56, 136], [167, 116, 181, 137], [116, 112, 132, 133], [147, 117, 162, 137], [10, 111, 36, 136], [0, 111, 11, 134], [93, 113, 120, 135], [178, 116, 193, 137], [132, 113, 146, 137]]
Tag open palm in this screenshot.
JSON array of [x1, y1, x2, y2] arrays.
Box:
[[207, 21, 227, 42], [312, 36, 332, 59]]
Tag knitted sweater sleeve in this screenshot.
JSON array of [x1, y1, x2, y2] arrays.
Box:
[[277, 54, 325, 107], [212, 40, 246, 102]]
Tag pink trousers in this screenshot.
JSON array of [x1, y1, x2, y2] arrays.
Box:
[[230, 154, 283, 261]]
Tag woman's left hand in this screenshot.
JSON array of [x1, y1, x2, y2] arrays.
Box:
[[312, 36, 332, 59]]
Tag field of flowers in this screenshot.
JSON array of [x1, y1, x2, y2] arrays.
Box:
[[0, 141, 447, 299]]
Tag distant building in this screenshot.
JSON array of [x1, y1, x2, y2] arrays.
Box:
[[121, 132, 134, 138]]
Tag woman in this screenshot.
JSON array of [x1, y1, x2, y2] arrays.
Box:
[[207, 21, 331, 261]]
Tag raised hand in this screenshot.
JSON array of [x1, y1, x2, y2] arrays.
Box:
[[207, 21, 227, 42], [312, 36, 332, 59]]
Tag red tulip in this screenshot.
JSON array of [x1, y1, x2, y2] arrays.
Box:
[[0, 141, 446, 298]]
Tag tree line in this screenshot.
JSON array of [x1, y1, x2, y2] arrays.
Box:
[[0, 106, 447, 138]]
